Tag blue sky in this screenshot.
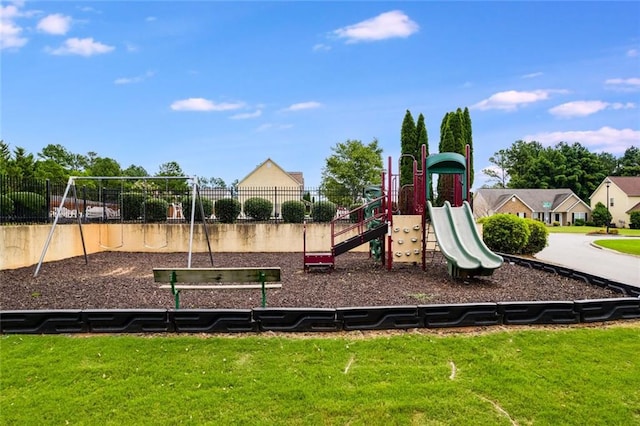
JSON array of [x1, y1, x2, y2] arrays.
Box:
[[2, 1, 639, 190]]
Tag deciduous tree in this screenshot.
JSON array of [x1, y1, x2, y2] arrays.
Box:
[[321, 139, 383, 207]]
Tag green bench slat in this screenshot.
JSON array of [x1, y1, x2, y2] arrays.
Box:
[[153, 267, 281, 283], [158, 284, 282, 290]]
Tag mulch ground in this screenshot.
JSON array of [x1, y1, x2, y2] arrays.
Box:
[[0, 251, 623, 311]]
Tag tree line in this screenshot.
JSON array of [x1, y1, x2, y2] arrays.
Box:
[[0, 141, 235, 192], [4, 113, 636, 208], [482, 141, 639, 202]]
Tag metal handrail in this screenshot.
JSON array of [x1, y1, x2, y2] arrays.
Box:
[[330, 195, 387, 248]]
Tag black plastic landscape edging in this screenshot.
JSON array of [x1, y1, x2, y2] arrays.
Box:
[[1, 257, 639, 334]]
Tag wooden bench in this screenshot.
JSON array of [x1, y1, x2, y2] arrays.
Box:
[[152, 267, 282, 309]]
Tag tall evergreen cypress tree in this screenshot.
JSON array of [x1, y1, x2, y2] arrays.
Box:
[[415, 113, 428, 160], [436, 126, 456, 205], [450, 108, 466, 154], [400, 110, 417, 186], [463, 107, 474, 187], [416, 113, 431, 202]]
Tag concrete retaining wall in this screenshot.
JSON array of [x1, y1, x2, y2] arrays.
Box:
[[1, 223, 366, 270]]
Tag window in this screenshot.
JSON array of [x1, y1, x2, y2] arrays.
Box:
[[573, 212, 586, 221], [517, 212, 527, 218], [610, 198, 614, 207]]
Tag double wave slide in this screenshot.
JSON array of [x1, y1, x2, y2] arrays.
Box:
[[427, 201, 503, 279]]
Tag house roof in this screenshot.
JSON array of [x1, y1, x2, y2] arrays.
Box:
[[474, 188, 583, 212], [589, 176, 640, 199], [287, 172, 304, 186], [237, 158, 303, 187], [627, 201, 640, 214], [609, 176, 640, 196]]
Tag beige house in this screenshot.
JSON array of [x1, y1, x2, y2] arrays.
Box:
[[237, 158, 304, 217], [589, 176, 640, 228], [473, 188, 591, 225]]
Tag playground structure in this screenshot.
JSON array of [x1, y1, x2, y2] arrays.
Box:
[[303, 144, 503, 278]]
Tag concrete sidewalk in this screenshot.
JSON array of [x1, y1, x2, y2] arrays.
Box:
[[534, 233, 639, 288]]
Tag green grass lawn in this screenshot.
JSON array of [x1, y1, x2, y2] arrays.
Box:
[[548, 226, 640, 236], [594, 238, 640, 255], [2, 324, 639, 425]]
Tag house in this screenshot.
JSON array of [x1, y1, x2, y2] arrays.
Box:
[[473, 188, 591, 225], [589, 176, 640, 228], [237, 158, 304, 217]]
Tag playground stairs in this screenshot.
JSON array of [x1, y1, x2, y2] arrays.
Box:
[[303, 222, 388, 271], [332, 222, 388, 256], [303, 252, 335, 272]]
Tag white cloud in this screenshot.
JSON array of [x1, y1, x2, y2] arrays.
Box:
[[230, 110, 262, 119], [256, 123, 293, 132], [312, 43, 331, 52], [522, 72, 543, 79], [472, 89, 568, 111], [605, 77, 640, 91], [37, 13, 72, 35], [333, 10, 418, 43], [146, 16, 156, 22], [114, 71, 155, 85], [282, 101, 322, 112], [77, 6, 100, 14], [627, 49, 638, 58], [549, 101, 635, 118], [0, 3, 28, 50], [610, 102, 636, 110], [549, 101, 609, 118], [47, 37, 115, 56], [124, 42, 138, 52], [170, 98, 245, 112], [523, 127, 640, 153]]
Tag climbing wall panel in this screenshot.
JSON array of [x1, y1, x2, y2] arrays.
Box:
[[389, 215, 422, 263]]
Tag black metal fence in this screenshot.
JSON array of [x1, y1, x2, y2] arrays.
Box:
[[0, 175, 373, 225]]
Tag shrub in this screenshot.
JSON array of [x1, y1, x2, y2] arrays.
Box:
[[592, 202, 611, 227], [311, 201, 336, 223], [281, 200, 305, 223], [574, 218, 586, 226], [181, 196, 214, 221], [243, 197, 273, 221], [9, 192, 47, 221], [120, 192, 146, 220], [629, 211, 640, 229], [585, 221, 596, 227], [521, 218, 548, 255], [482, 213, 530, 254], [215, 198, 241, 223], [0, 194, 15, 217], [142, 198, 168, 223], [552, 221, 560, 227]]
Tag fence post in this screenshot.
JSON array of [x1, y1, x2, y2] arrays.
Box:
[[82, 185, 87, 221], [46, 179, 51, 223], [274, 186, 278, 222]]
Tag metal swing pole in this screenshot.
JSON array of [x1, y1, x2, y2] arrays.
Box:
[[34, 177, 76, 277], [195, 183, 214, 266], [187, 177, 198, 268], [72, 181, 88, 266]]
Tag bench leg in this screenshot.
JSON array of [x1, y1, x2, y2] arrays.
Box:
[[174, 290, 181, 310], [171, 270, 181, 309], [260, 271, 266, 308]]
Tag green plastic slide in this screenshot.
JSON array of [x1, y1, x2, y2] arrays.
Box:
[[427, 201, 503, 278]]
